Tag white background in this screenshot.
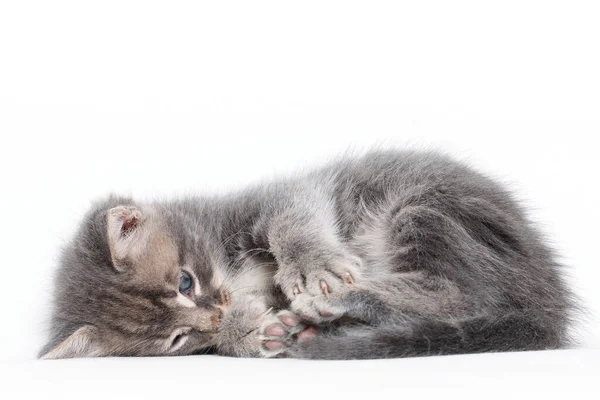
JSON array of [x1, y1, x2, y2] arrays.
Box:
[[0, 1, 598, 398]]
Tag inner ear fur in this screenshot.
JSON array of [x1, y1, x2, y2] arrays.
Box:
[[107, 205, 148, 271]]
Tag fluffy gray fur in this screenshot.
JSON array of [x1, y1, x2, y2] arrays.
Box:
[[40, 150, 577, 360]]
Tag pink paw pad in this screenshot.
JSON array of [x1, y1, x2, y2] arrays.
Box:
[[265, 324, 286, 336], [297, 326, 317, 343], [280, 315, 299, 327], [264, 341, 284, 350]]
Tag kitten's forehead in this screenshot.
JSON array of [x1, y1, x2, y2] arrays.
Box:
[[129, 220, 181, 288]]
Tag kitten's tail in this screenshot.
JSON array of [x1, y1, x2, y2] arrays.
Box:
[[292, 312, 569, 360]]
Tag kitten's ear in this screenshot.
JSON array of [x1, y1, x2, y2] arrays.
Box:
[[107, 205, 148, 271], [40, 326, 103, 359]]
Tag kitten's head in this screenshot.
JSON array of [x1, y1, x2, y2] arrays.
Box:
[[40, 196, 229, 359]]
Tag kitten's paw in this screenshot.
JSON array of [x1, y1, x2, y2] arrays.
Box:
[[276, 254, 361, 304], [215, 295, 272, 357], [275, 254, 361, 323], [259, 310, 315, 358], [303, 257, 359, 297]]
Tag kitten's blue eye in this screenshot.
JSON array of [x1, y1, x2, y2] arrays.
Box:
[[179, 271, 193, 294]]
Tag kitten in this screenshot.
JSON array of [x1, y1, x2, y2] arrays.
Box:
[[40, 150, 576, 359]]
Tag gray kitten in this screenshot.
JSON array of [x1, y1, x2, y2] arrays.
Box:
[[40, 150, 576, 359]]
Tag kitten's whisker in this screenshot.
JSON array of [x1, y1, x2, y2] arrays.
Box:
[[218, 247, 271, 292], [219, 259, 277, 290], [222, 264, 277, 288], [222, 274, 277, 296], [226, 284, 273, 296], [263, 307, 274, 316], [214, 230, 254, 289], [214, 229, 250, 254]]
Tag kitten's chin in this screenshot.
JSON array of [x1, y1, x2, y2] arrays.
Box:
[[187, 342, 217, 356], [189, 347, 216, 356]]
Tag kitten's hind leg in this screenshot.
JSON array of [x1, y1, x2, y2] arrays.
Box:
[[287, 312, 561, 360]]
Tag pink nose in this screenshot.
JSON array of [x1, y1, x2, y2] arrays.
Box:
[[210, 308, 223, 329]]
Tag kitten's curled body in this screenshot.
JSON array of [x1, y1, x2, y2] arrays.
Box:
[[41, 150, 576, 359]]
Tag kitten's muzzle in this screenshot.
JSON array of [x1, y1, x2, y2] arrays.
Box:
[[181, 305, 224, 333], [195, 306, 223, 331]]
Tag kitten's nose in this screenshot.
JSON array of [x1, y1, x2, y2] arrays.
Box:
[[210, 308, 223, 329]]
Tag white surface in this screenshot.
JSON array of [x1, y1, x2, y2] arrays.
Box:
[[0, 1, 598, 398], [3, 350, 599, 399]]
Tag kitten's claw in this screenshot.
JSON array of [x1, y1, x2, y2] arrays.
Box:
[[343, 271, 354, 285], [320, 280, 329, 296], [293, 285, 302, 296]]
